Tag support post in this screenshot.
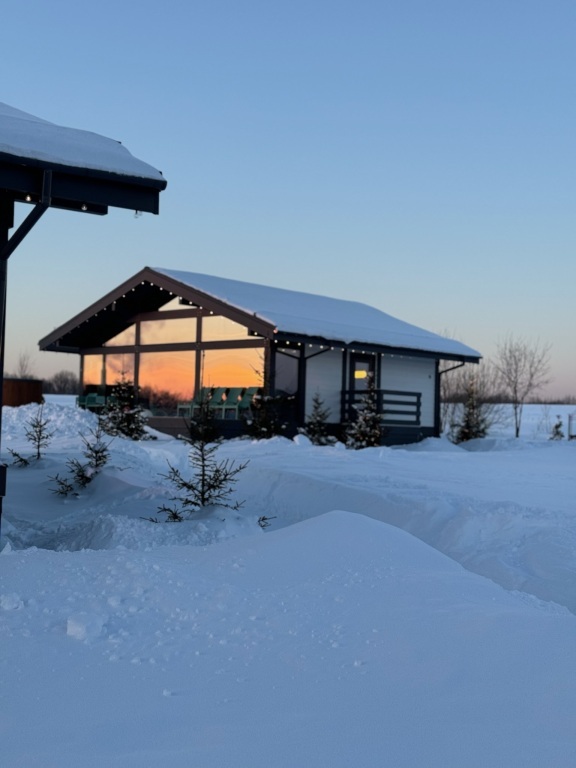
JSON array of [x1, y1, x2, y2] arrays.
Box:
[[0, 196, 14, 536], [0, 182, 50, 540]]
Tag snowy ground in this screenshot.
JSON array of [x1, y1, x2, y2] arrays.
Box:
[[1, 399, 576, 767]]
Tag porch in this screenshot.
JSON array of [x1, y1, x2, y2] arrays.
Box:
[[341, 388, 422, 426]]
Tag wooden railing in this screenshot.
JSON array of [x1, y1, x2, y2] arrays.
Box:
[[342, 389, 421, 426]]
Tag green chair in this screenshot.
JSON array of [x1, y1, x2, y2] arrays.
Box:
[[85, 393, 106, 411], [221, 387, 245, 420], [237, 386, 260, 416], [178, 387, 212, 419], [208, 387, 229, 419]]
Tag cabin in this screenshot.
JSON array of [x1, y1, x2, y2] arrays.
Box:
[[39, 267, 481, 444]]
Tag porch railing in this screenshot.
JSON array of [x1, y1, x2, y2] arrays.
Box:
[[342, 389, 422, 426]]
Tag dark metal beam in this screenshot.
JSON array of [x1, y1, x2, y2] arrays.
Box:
[[0, 154, 164, 214], [0, 171, 51, 258]]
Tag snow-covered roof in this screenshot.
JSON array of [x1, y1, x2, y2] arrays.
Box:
[[155, 268, 481, 360], [0, 102, 164, 182]]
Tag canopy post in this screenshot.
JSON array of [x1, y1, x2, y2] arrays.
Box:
[[0, 196, 14, 537], [0, 171, 51, 260]]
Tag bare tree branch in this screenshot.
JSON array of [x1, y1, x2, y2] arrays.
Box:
[[15, 352, 34, 379], [441, 360, 507, 438], [493, 336, 552, 437]]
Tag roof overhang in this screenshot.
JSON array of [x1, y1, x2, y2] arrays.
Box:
[[39, 267, 276, 353], [0, 152, 166, 216], [0, 102, 166, 218], [273, 330, 481, 364], [0, 103, 167, 261]]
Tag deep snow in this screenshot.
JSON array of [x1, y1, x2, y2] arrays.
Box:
[[1, 399, 576, 767]]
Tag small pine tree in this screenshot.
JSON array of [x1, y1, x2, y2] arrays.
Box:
[[550, 416, 564, 440], [181, 392, 220, 444], [159, 438, 249, 519], [244, 391, 289, 439], [100, 376, 151, 440], [50, 424, 112, 496], [7, 448, 30, 467], [25, 404, 54, 460], [454, 378, 487, 443], [300, 392, 335, 445], [82, 423, 112, 471], [345, 373, 382, 449]]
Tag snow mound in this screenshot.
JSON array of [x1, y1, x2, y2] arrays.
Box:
[[394, 436, 463, 452], [12, 512, 261, 553], [2, 401, 98, 440]]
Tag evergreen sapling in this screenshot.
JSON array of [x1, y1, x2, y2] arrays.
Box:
[[453, 378, 487, 443], [345, 372, 383, 449], [181, 391, 220, 444], [100, 376, 151, 440], [300, 392, 336, 445], [50, 424, 112, 496], [25, 404, 55, 460], [159, 438, 249, 521], [244, 391, 288, 438]]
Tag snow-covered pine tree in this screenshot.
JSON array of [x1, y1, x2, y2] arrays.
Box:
[[454, 377, 487, 443], [100, 376, 151, 440], [243, 390, 288, 438], [345, 372, 382, 449], [300, 392, 335, 445]]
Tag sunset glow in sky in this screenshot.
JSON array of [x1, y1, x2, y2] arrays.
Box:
[[2, 0, 575, 397]]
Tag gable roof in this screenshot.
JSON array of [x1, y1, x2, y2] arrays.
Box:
[[155, 268, 481, 361], [40, 267, 480, 363]]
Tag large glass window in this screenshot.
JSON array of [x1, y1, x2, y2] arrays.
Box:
[[105, 353, 134, 385], [159, 297, 194, 311], [82, 355, 104, 387], [201, 315, 250, 342], [201, 348, 263, 389], [140, 317, 196, 345], [275, 348, 299, 394], [138, 351, 196, 415], [103, 325, 136, 346]]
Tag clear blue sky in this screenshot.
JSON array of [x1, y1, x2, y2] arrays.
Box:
[[2, 0, 575, 397]]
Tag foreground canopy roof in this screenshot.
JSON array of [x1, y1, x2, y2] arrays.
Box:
[[0, 102, 166, 215], [40, 267, 481, 362]]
